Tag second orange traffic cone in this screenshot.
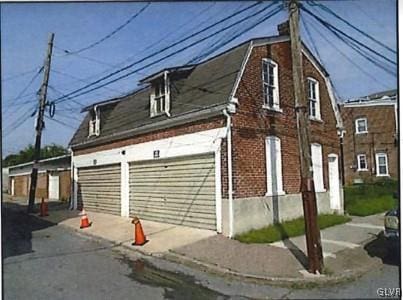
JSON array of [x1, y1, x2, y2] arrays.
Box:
[[80, 209, 92, 229], [132, 217, 147, 246], [39, 198, 49, 217]]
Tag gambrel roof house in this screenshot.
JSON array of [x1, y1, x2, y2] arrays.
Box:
[[339, 89, 397, 185], [70, 24, 344, 237]]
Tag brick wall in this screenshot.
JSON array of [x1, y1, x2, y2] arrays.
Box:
[[36, 173, 48, 199], [14, 175, 29, 197], [340, 104, 397, 184], [232, 41, 340, 198], [59, 170, 71, 200]]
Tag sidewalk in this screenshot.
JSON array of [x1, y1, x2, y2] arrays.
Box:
[[6, 196, 386, 285]]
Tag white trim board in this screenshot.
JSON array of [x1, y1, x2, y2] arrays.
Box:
[[73, 127, 227, 168]]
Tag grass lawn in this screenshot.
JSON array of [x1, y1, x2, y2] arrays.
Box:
[[344, 179, 398, 216], [235, 214, 351, 244]]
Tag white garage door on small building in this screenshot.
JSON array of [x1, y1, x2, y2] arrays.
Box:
[[77, 163, 121, 215], [129, 153, 216, 230]]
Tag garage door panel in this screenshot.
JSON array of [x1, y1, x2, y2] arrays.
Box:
[[129, 154, 216, 230], [78, 164, 121, 215]]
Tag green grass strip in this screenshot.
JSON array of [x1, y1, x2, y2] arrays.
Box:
[[235, 214, 351, 244]]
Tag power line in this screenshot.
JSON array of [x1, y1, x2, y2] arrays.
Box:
[[53, 46, 116, 67], [303, 16, 391, 91], [61, 2, 151, 55], [3, 67, 43, 115], [52, 1, 263, 103], [301, 5, 396, 66], [308, 1, 396, 54], [189, 5, 283, 64], [51, 68, 122, 95], [55, 3, 281, 104], [44, 115, 78, 130], [2, 67, 40, 82]]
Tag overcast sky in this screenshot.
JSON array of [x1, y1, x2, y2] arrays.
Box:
[[1, 0, 397, 157]]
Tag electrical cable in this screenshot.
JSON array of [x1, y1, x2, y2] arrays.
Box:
[[55, 3, 282, 104], [52, 1, 264, 103], [62, 2, 151, 55]]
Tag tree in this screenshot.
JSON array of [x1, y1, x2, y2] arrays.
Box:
[[3, 144, 68, 167]]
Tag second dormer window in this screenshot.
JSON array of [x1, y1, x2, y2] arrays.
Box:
[[150, 71, 170, 117], [88, 108, 100, 137]]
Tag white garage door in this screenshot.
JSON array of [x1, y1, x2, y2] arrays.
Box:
[[77, 164, 121, 215], [129, 154, 216, 230]]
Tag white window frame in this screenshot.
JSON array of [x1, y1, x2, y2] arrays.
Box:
[[375, 153, 389, 176], [88, 108, 100, 137], [356, 154, 368, 171], [311, 143, 326, 192], [150, 71, 170, 117], [307, 77, 321, 120], [355, 118, 368, 134], [265, 136, 285, 196], [262, 59, 281, 112]]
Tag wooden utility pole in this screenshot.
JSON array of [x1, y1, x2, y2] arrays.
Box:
[[28, 33, 54, 213], [288, 0, 324, 273]]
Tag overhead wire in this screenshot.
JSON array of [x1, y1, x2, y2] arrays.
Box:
[[61, 2, 151, 55], [55, 2, 282, 104], [308, 1, 396, 54], [301, 5, 396, 66], [302, 15, 391, 91], [52, 1, 264, 103]]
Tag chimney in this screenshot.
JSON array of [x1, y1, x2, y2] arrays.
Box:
[[277, 21, 289, 36]]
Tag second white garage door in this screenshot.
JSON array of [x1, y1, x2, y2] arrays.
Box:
[[129, 154, 216, 230]]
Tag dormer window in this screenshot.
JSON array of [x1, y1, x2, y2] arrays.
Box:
[[150, 71, 170, 117], [88, 107, 100, 137]]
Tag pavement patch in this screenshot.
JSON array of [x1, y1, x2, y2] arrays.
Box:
[[346, 223, 384, 230], [322, 239, 360, 249]]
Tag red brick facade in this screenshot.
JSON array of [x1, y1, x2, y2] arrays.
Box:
[[340, 104, 397, 184], [230, 42, 340, 198], [73, 41, 340, 200]]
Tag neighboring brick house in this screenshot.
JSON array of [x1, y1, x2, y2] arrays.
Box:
[[340, 90, 397, 185], [8, 155, 71, 201], [69, 25, 343, 237]]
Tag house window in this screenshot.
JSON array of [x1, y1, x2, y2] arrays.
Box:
[[88, 108, 100, 137], [355, 118, 368, 134], [262, 59, 280, 110], [357, 154, 368, 171], [311, 143, 325, 192], [376, 153, 389, 176], [307, 77, 321, 119], [265, 136, 284, 196], [150, 71, 170, 117]]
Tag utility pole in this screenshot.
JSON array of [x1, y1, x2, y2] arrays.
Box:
[[288, 0, 324, 273], [28, 33, 54, 213]]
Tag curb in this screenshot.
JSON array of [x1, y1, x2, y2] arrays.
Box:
[[161, 249, 383, 287], [29, 210, 384, 288]]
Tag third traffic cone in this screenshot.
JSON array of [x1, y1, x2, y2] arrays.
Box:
[[39, 198, 49, 217], [80, 209, 92, 229], [132, 217, 147, 246]]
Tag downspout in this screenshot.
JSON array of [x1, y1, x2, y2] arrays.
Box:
[[69, 148, 74, 210], [223, 109, 234, 238]]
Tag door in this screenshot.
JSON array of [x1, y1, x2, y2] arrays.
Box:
[[129, 153, 216, 230], [328, 154, 341, 210], [11, 178, 15, 196], [48, 173, 60, 200], [77, 164, 121, 215]]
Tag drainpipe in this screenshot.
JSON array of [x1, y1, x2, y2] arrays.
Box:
[[223, 109, 234, 238]]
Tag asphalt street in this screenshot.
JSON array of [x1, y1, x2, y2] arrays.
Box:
[[2, 202, 400, 299]]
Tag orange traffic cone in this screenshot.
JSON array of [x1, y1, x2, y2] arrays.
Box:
[[80, 209, 92, 229], [39, 198, 49, 217], [132, 217, 147, 246]]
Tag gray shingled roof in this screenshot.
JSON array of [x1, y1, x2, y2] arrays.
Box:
[[69, 41, 250, 148]]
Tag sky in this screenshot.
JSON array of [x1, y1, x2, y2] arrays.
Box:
[[1, 0, 397, 157]]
